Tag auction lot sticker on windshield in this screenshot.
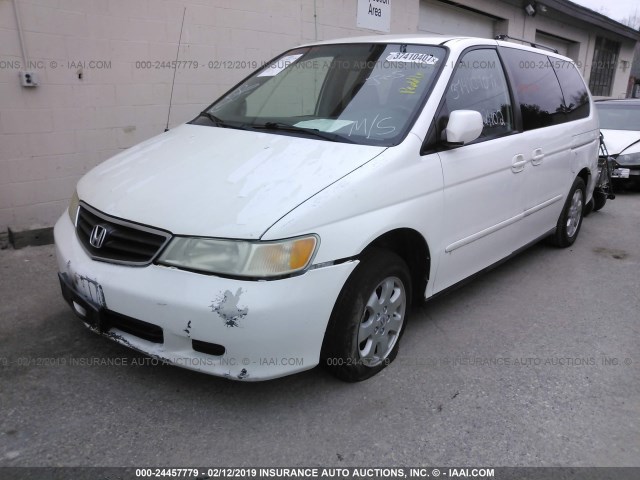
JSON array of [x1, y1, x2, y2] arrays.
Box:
[[294, 119, 354, 132], [258, 54, 304, 77], [386, 52, 438, 65]]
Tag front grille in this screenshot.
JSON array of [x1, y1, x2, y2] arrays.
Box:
[[76, 203, 171, 265]]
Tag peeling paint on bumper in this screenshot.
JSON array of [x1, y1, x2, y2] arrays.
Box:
[[54, 214, 357, 381]]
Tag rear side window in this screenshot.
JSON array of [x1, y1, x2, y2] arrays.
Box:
[[501, 48, 565, 131], [551, 60, 590, 121]]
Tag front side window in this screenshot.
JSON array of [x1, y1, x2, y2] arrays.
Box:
[[196, 43, 447, 146], [440, 48, 514, 140]]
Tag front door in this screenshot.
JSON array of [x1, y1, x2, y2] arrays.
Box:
[[430, 48, 525, 292]]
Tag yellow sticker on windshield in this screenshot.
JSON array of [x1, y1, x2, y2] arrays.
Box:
[[399, 72, 424, 94]]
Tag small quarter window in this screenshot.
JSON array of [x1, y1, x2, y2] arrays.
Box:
[[551, 59, 590, 121]]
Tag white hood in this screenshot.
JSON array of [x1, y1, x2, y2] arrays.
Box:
[[78, 124, 385, 239], [600, 129, 640, 156]]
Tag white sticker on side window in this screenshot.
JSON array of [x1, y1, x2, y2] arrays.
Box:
[[386, 52, 439, 65], [258, 54, 304, 77]]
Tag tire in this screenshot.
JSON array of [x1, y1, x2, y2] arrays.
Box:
[[321, 249, 412, 382], [583, 198, 594, 217], [551, 177, 585, 248], [592, 189, 607, 212]]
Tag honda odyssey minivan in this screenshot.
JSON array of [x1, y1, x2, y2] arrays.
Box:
[[55, 35, 599, 381]]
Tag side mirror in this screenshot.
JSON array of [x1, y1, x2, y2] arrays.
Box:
[[445, 110, 483, 146]]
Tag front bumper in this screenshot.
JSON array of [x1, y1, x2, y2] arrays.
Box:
[[54, 214, 357, 381], [611, 166, 638, 178]]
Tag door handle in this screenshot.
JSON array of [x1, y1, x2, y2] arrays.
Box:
[[512, 154, 526, 173], [531, 148, 544, 166]]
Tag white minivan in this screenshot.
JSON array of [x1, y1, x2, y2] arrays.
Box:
[[55, 35, 599, 381]]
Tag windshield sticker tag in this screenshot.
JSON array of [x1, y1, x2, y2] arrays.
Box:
[[386, 52, 438, 65], [294, 119, 354, 132], [258, 54, 304, 77]]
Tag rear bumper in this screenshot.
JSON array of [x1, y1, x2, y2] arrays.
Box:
[[54, 214, 357, 381]]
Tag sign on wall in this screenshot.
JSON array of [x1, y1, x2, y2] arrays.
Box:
[[357, 0, 391, 33]]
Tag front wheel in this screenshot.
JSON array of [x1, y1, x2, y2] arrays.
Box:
[[551, 177, 585, 247], [321, 249, 411, 382]]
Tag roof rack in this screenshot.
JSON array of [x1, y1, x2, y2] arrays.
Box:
[[495, 34, 558, 54]]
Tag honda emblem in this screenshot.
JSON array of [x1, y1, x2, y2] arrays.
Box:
[[89, 224, 109, 249]]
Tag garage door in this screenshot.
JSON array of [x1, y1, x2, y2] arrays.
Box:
[[535, 32, 570, 56], [419, 0, 496, 38]]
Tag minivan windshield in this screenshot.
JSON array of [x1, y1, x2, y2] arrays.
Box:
[[196, 43, 446, 146], [596, 103, 640, 131]]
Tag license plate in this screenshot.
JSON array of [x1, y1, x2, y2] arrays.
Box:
[[74, 274, 107, 308], [612, 168, 630, 179], [59, 273, 104, 330]]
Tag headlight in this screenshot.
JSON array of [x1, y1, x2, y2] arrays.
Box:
[[68, 190, 80, 225], [615, 152, 640, 166], [157, 235, 319, 278]]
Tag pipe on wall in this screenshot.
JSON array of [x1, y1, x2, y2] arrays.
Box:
[[13, 0, 30, 67]]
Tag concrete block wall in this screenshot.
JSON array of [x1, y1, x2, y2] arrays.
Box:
[[0, 0, 420, 233]]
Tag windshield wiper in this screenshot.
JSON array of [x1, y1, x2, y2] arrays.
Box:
[[198, 111, 225, 125], [252, 122, 354, 143], [197, 111, 251, 131]]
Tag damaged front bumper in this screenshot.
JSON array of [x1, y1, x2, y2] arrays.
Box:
[[54, 214, 357, 381]]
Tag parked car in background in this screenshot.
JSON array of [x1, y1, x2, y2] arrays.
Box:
[[55, 35, 599, 382], [595, 99, 640, 189]]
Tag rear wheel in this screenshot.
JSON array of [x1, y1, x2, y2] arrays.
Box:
[[321, 249, 411, 382], [551, 177, 585, 247]]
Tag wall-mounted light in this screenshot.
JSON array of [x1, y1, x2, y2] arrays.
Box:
[[525, 3, 536, 16]]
